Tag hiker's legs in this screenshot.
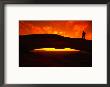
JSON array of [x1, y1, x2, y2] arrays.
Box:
[[82, 35, 84, 39], [84, 35, 85, 39]]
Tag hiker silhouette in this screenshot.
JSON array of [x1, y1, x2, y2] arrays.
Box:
[[82, 31, 86, 39]]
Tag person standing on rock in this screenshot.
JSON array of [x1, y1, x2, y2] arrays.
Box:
[[82, 30, 86, 39]]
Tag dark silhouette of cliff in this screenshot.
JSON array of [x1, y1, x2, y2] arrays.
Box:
[[19, 34, 92, 67], [19, 34, 92, 52]]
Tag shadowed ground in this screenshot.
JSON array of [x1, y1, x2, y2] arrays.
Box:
[[19, 34, 92, 67]]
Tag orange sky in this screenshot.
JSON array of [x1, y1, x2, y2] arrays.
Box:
[[19, 20, 92, 40]]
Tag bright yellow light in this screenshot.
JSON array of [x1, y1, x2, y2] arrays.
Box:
[[33, 48, 80, 52], [64, 48, 71, 50]]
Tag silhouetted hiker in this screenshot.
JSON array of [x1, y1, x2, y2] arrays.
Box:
[[82, 31, 86, 39]]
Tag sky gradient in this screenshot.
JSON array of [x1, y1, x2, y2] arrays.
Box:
[[19, 20, 92, 40]]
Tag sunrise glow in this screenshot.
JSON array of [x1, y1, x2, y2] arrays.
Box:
[[33, 48, 80, 52], [19, 21, 92, 40]]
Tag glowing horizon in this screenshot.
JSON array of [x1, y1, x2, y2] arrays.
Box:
[[32, 48, 80, 52]]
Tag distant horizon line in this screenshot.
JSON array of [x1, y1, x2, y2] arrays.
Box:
[[19, 34, 92, 41]]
